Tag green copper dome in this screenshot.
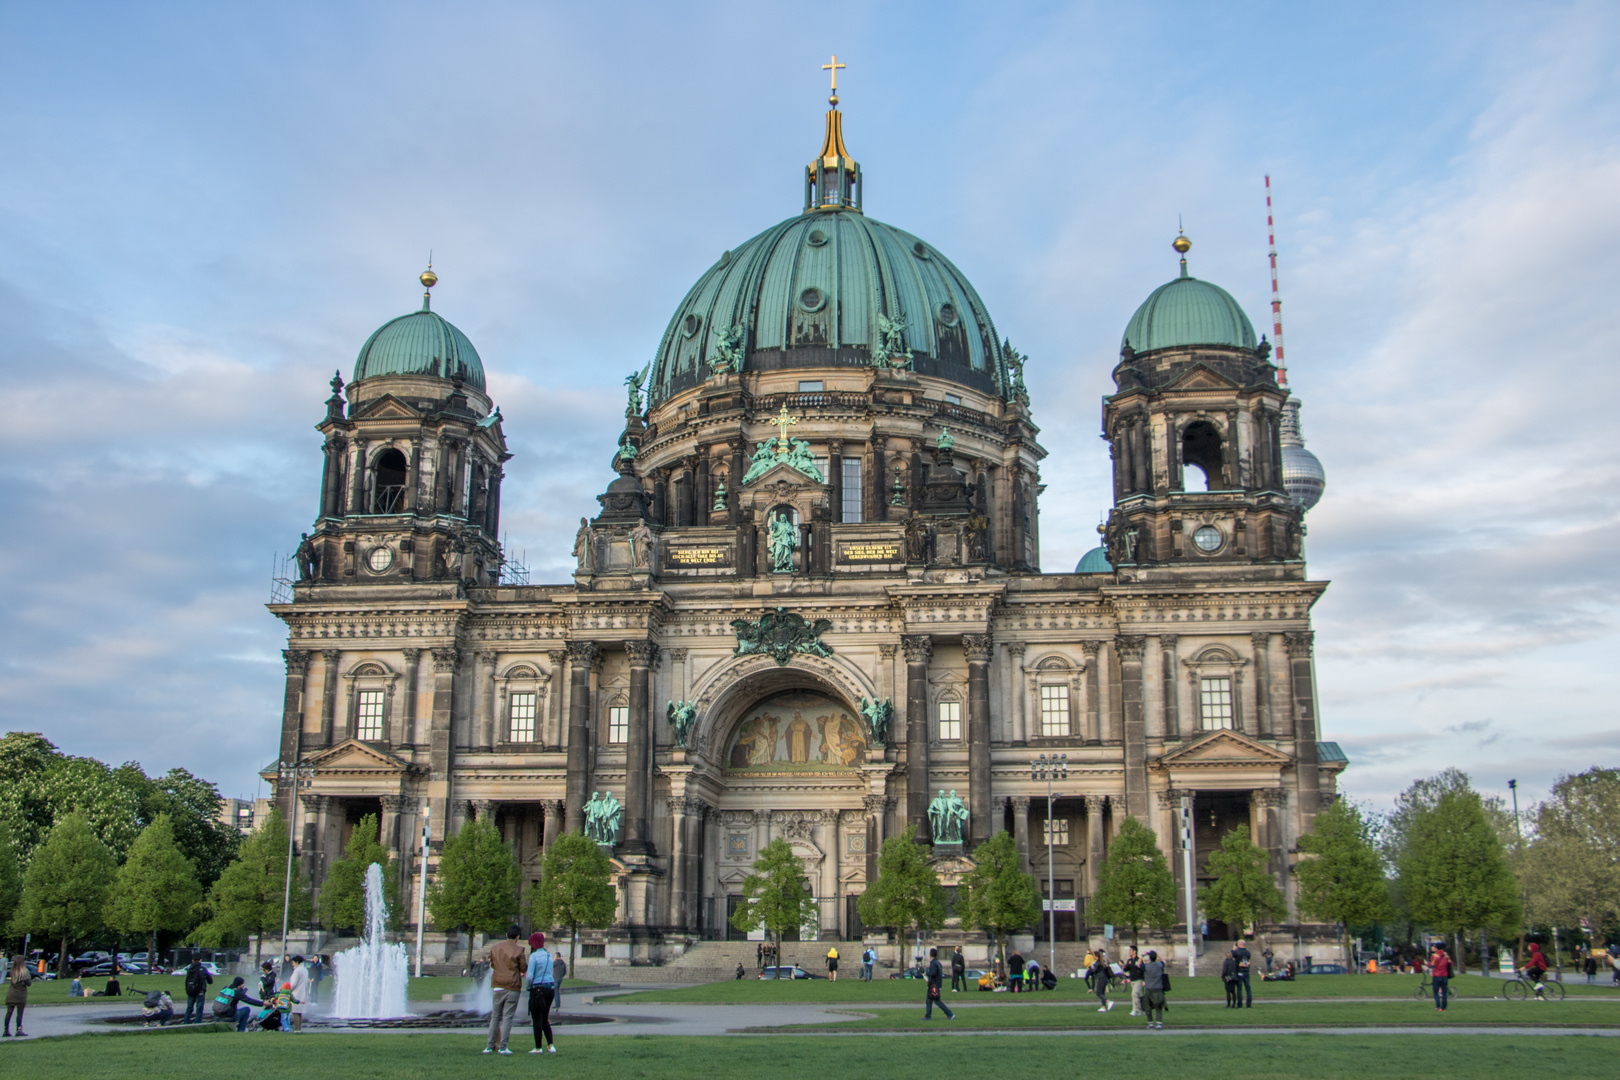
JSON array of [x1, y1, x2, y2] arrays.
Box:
[[354, 302, 485, 391], [648, 209, 1010, 406], [1122, 272, 1257, 354], [1075, 546, 1114, 573]]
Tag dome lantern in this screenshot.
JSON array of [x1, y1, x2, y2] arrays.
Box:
[[804, 55, 861, 213]]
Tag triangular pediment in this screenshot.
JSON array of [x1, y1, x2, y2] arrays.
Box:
[[1158, 729, 1292, 767], [742, 460, 826, 489], [304, 739, 415, 774], [1164, 364, 1239, 391], [353, 394, 422, 420]]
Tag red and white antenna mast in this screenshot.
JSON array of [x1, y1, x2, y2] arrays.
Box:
[[1265, 174, 1287, 387]]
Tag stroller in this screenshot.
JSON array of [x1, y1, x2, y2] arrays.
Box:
[[255, 984, 298, 1031]]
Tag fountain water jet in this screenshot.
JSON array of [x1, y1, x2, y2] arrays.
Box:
[[330, 863, 410, 1018]]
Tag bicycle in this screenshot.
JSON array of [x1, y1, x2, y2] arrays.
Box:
[[1413, 976, 1459, 1003], [1502, 972, 1566, 1001]]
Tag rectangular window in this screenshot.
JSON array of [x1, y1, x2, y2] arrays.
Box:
[[944, 393, 962, 405], [841, 458, 863, 523], [1042, 818, 1070, 846], [509, 691, 537, 743], [1199, 677, 1235, 730], [798, 380, 824, 392], [355, 690, 385, 741], [608, 705, 629, 744], [1039, 684, 1071, 737], [937, 700, 962, 741]]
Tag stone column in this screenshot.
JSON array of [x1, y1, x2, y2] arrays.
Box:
[[1158, 789, 1189, 922], [902, 635, 933, 840], [878, 644, 898, 719], [300, 793, 326, 882], [427, 647, 459, 832], [541, 799, 564, 854], [564, 642, 600, 833], [379, 794, 409, 856], [870, 435, 886, 523], [1084, 796, 1107, 901], [1007, 641, 1028, 745], [1250, 633, 1273, 738], [476, 651, 498, 750], [1285, 632, 1322, 818], [278, 649, 311, 767], [1012, 796, 1032, 875], [667, 798, 688, 930], [815, 810, 839, 936], [319, 436, 343, 518], [828, 440, 843, 523], [545, 650, 566, 748], [863, 795, 885, 885], [964, 633, 993, 847], [399, 649, 421, 746], [1117, 636, 1149, 819], [1158, 635, 1179, 740], [319, 649, 341, 747], [623, 642, 658, 855], [1237, 663, 1257, 738], [349, 438, 369, 515], [1254, 788, 1286, 880], [1080, 641, 1102, 744]]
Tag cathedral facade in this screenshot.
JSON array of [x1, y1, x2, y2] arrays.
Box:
[[268, 94, 1342, 961]]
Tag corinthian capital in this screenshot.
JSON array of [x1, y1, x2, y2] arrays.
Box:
[[1115, 635, 1147, 662], [900, 635, 933, 665], [962, 634, 994, 662], [565, 641, 601, 667], [283, 649, 312, 675], [626, 641, 660, 667], [430, 647, 460, 674], [1283, 631, 1315, 659]]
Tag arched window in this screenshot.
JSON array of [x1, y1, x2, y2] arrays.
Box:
[[1182, 421, 1223, 491], [371, 449, 408, 513]]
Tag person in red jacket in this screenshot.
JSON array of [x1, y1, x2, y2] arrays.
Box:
[[1523, 943, 1550, 998], [1428, 943, 1453, 1012]]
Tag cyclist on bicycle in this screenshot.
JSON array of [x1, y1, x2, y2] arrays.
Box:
[[1524, 943, 1549, 997]]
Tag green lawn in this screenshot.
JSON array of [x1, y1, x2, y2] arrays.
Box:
[[605, 972, 1620, 1004], [406, 977, 597, 1002], [21, 974, 189, 1005], [751, 997, 1620, 1031], [2, 1033, 1616, 1079]]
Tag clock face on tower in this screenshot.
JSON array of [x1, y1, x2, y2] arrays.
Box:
[[367, 546, 394, 572]]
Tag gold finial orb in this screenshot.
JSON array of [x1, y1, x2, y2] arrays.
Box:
[[420, 268, 438, 289], [1173, 234, 1192, 254], [829, 92, 839, 107]]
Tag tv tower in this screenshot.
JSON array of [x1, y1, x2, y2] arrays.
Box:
[[1266, 175, 1325, 512]]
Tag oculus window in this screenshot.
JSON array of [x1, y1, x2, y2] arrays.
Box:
[[1039, 684, 1071, 737], [1199, 677, 1235, 730]]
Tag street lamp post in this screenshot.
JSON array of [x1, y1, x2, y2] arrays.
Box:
[[276, 758, 316, 972], [1508, 779, 1528, 974], [414, 803, 432, 978], [1030, 754, 1068, 976]]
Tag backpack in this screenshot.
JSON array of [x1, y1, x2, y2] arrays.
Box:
[[185, 966, 208, 995], [212, 988, 236, 1017]]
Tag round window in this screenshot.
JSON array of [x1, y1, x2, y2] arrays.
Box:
[[938, 303, 959, 327], [798, 287, 826, 312], [912, 241, 930, 258], [682, 314, 702, 337], [1192, 526, 1223, 553], [367, 546, 394, 572], [806, 229, 828, 247]]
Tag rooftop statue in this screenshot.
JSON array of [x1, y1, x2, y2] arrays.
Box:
[[785, 438, 824, 482], [624, 362, 650, 414], [710, 324, 745, 375], [1003, 338, 1029, 404], [614, 436, 638, 467], [731, 607, 834, 666], [875, 312, 913, 369]]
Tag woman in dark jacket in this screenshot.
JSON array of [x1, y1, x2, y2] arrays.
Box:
[[1089, 949, 1114, 1012], [5, 956, 32, 1037]]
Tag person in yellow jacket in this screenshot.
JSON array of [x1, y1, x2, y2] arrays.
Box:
[[826, 946, 839, 981]]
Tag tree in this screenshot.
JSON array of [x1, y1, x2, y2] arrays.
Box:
[[1198, 824, 1284, 937], [1397, 787, 1521, 971], [525, 832, 617, 980], [856, 825, 946, 964], [104, 813, 203, 966], [1091, 816, 1176, 948], [0, 827, 21, 935], [427, 817, 521, 962], [319, 814, 397, 934], [195, 809, 310, 966], [729, 838, 821, 977], [959, 830, 1040, 974], [1295, 799, 1394, 965], [12, 810, 117, 976], [113, 763, 242, 891], [1522, 768, 1620, 939]]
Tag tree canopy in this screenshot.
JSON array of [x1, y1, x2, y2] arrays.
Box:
[[730, 837, 820, 975], [1396, 786, 1521, 941], [104, 813, 203, 964], [427, 817, 521, 937], [318, 813, 397, 934], [1091, 816, 1176, 947], [12, 810, 118, 975], [1295, 798, 1393, 963], [959, 830, 1040, 972], [1522, 767, 1620, 936], [525, 832, 617, 977], [856, 825, 946, 951], [1198, 824, 1283, 935], [196, 808, 310, 965]]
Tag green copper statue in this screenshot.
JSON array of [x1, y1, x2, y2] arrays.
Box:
[[936, 426, 954, 452], [768, 512, 797, 573], [712, 480, 728, 512]]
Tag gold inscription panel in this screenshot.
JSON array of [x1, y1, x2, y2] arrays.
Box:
[[839, 542, 902, 563], [668, 547, 730, 566]]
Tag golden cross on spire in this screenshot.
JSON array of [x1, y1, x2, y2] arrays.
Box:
[[822, 54, 846, 99], [771, 404, 799, 453]]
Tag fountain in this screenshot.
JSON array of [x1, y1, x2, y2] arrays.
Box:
[[330, 862, 410, 1019]]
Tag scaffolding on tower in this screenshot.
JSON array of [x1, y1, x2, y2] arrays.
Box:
[[1266, 173, 1287, 388]]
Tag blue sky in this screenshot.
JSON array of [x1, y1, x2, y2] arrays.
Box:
[[1, 1, 1615, 816]]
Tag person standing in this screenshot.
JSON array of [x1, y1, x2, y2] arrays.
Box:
[[482, 925, 528, 1054], [1089, 948, 1114, 1012], [4, 955, 31, 1037], [923, 947, 954, 1020], [757, 942, 764, 970], [1262, 945, 1274, 974], [950, 946, 966, 992], [862, 947, 874, 982], [1123, 947, 1145, 1015], [1081, 947, 1096, 990], [1141, 949, 1170, 1030], [553, 951, 567, 1011], [1233, 941, 1253, 1008], [1429, 941, 1453, 1012], [182, 958, 213, 1024], [1582, 952, 1597, 985], [1007, 949, 1024, 993], [286, 955, 311, 1032], [525, 932, 557, 1055], [1220, 951, 1239, 1007], [258, 960, 277, 1002], [826, 945, 839, 981]]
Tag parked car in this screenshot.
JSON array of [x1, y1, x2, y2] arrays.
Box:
[[168, 962, 220, 977], [80, 962, 129, 978], [1305, 963, 1348, 975], [889, 965, 926, 980], [758, 965, 823, 980]]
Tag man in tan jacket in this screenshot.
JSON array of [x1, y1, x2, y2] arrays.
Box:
[[482, 925, 528, 1054]]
